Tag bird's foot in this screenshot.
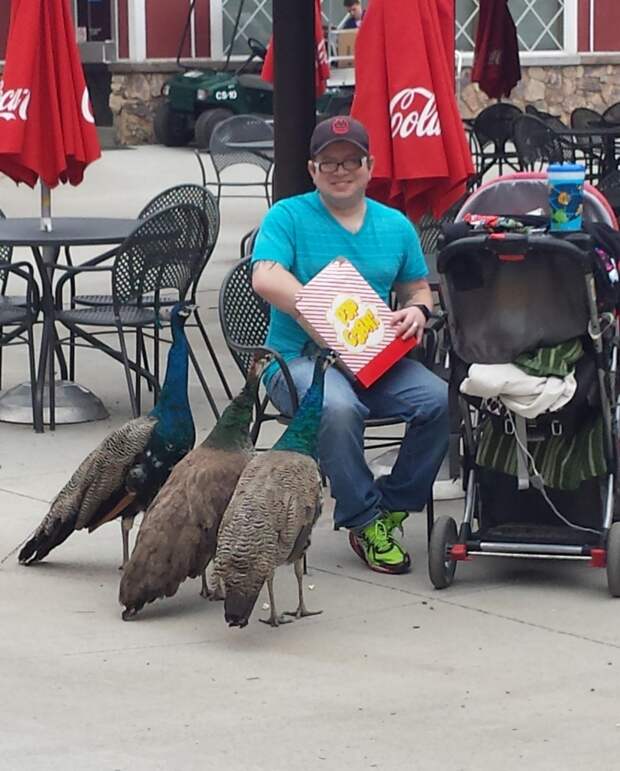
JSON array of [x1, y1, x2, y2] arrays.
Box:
[[200, 573, 224, 600], [260, 613, 294, 628], [284, 604, 323, 620], [200, 585, 225, 601]]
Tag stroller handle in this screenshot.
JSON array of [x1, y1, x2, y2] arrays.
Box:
[[437, 232, 594, 275]]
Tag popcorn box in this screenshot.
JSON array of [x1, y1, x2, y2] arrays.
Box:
[[295, 258, 417, 387]]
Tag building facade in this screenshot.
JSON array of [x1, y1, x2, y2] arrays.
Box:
[[1, 1, 620, 143]]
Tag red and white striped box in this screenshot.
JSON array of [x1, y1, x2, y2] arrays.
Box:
[[295, 258, 417, 387]]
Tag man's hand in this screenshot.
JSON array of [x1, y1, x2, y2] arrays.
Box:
[[390, 305, 427, 342]]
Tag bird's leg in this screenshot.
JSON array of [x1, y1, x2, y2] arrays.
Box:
[[200, 570, 209, 598], [284, 557, 323, 620], [200, 562, 224, 600], [119, 515, 135, 569], [260, 574, 293, 627]]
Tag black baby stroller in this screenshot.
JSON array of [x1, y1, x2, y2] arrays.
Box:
[[428, 171, 620, 595]]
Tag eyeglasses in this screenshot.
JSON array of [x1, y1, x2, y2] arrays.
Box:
[[314, 157, 367, 174]]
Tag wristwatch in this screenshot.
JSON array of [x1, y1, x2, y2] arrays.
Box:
[[411, 303, 431, 322]]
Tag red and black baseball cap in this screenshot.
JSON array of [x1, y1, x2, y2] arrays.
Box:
[[310, 116, 370, 157]]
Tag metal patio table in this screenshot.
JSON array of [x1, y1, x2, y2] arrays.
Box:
[[556, 124, 620, 177], [0, 217, 137, 430]]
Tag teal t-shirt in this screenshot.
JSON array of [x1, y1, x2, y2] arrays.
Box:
[[251, 191, 428, 382]]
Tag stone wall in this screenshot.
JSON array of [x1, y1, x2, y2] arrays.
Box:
[[459, 61, 620, 122], [109, 60, 620, 145], [110, 69, 173, 146]]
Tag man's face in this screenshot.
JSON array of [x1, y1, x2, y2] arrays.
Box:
[[348, 2, 363, 21], [308, 140, 373, 209]]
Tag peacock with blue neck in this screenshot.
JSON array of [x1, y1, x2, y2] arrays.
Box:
[[130, 302, 196, 494], [272, 351, 331, 460]]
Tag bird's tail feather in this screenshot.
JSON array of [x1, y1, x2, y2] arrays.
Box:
[[224, 590, 261, 628], [18, 515, 77, 564], [119, 515, 211, 616]]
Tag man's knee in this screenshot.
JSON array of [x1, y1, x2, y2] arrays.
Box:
[[321, 396, 366, 433], [414, 373, 449, 425]]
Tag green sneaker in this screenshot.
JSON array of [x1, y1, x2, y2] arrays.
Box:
[[349, 518, 411, 574], [380, 510, 409, 537]]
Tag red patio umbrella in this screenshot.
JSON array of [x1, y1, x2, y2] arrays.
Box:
[[0, 0, 101, 228], [471, 0, 521, 99], [261, 0, 330, 97], [351, 0, 473, 220]]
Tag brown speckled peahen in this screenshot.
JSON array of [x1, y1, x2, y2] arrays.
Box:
[[18, 303, 196, 567], [214, 350, 334, 628], [118, 357, 265, 619]]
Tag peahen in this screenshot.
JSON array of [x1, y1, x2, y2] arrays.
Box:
[[214, 349, 335, 628], [118, 356, 266, 620], [18, 302, 196, 567]]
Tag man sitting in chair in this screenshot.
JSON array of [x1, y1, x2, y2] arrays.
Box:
[[251, 117, 448, 575]]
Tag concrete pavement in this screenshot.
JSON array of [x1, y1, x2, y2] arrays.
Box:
[[1, 147, 619, 771]]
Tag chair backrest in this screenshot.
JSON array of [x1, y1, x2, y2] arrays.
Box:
[[138, 184, 220, 297], [0, 209, 13, 294], [538, 113, 569, 133], [603, 101, 620, 124], [416, 194, 469, 259], [209, 114, 274, 174], [138, 183, 220, 258], [240, 226, 260, 259], [512, 114, 570, 170], [525, 106, 566, 129], [112, 203, 209, 306], [218, 256, 270, 376], [473, 103, 522, 150], [570, 107, 605, 149], [571, 107, 602, 130], [597, 170, 620, 215]]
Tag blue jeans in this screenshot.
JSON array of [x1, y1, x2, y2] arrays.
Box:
[[267, 356, 449, 530]]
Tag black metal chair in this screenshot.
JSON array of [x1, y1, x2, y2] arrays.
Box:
[[472, 103, 523, 177], [603, 102, 620, 124], [463, 121, 484, 184], [512, 114, 576, 171], [525, 105, 565, 127], [0, 261, 41, 431], [207, 114, 273, 206], [218, 257, 441, 448], [597, 170, 620, 217], [239, 226, 259, 260], [0, 207, 17, 391], [570, 107, 605, 183], [219, 257, 443, 541], [66, 184, 231, 401], [52, 204, 214, 426], [416, 194, 470, 276]]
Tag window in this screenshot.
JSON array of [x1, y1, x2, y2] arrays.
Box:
[[221, 0, 273, 56], [456, 0, 565, 53], [217, 0, 357, 58]]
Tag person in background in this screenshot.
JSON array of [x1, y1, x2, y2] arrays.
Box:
[[342, 0, 364, 29], [251, 117, 449, 576]]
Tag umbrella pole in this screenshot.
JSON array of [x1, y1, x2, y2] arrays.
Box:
[[40, 182, 52, 232]]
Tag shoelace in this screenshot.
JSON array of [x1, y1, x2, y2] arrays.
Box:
[[365, 520, 391, 549]]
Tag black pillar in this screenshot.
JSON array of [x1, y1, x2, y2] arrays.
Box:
[[272, 0, 316, 202]]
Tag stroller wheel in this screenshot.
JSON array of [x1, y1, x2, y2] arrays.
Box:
[[428, 516, 458, 589], [606, 522, 620, 597]]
